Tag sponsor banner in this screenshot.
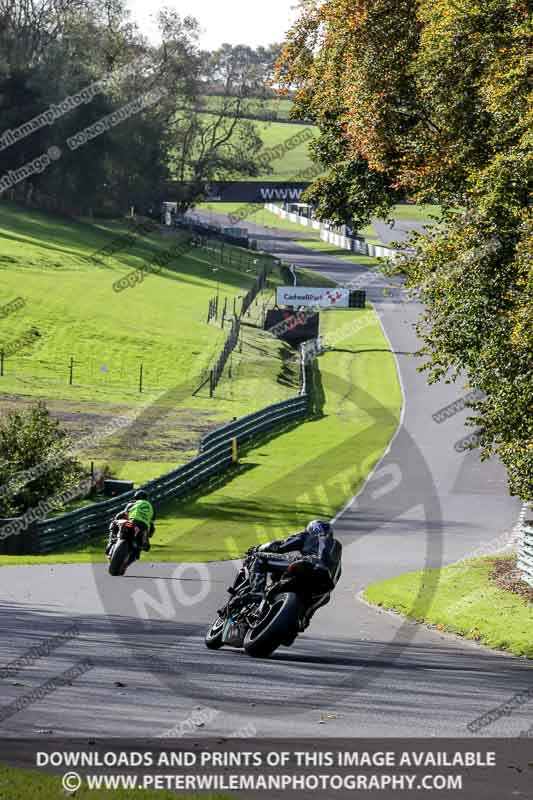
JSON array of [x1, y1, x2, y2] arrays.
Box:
[[276, 286, 350, 308], [164, 182, 311, 203]]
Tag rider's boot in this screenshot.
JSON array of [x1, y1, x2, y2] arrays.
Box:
[[299, 612, 311, 632], [141, 529, 151, 552]]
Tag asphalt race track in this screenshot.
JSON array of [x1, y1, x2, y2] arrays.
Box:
[[1, 214, 530, 740]]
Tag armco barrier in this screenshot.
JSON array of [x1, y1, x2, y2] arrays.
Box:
[[199, 396, 308, 454], [2, 394, 309, 556], [264, 203, 322, 231], [319, 228, 400, 260], [518, 518, 533, 588], [264, 202, 401, 261], [0, 518, 39, 555]]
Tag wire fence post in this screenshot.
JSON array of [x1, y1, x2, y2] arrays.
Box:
[[0, 349, 4, 377], [139, 363, 143, 393], [69, 356, 74, 386], [221, 297, 227, 328]]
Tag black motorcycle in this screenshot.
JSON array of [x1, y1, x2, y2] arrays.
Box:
[[205, 548, 334, 658], [107, 519, 144, 576]]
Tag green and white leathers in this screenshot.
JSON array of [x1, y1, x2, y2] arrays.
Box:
[[127, 499, 154, 527]]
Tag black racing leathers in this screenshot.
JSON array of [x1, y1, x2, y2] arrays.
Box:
[[249, 529, 342, 626]]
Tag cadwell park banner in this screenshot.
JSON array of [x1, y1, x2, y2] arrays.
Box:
[[276, 286, 350, 308]]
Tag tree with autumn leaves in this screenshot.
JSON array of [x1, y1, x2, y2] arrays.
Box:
[[276, 0, 532, 502]]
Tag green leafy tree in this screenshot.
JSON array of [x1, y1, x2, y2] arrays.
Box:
[[164, 37, 268, 211], [0, 401, 85, 517], [0, 2, 270, 214], [276, 0, 532, 500]]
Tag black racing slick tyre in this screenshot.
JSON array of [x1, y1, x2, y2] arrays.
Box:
[[243, 593, 301, 658], [205, 616, 225, 649], [108, 540, 131, 576]]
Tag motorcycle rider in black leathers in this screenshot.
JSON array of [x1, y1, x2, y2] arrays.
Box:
[[245, 519, 342, 631]]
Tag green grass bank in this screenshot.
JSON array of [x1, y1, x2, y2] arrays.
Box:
[[363, 556, 532, 658]]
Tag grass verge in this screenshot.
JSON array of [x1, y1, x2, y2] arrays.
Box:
[[294, 238, 381, 267], [389, 203, 442, 221], [363, 555, 533, 658], [193, 203, 322, 235], [0, 304, 402, 564], [0, 763, 229, 800]]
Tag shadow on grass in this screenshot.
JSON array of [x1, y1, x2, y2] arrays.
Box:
[[306, 356, 326, 418], [0, 202, 266, 293], [54, 410, 316, 558], [329, 348, 414, 356]]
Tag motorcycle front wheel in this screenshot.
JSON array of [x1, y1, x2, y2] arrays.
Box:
[[243, 592, 301, 658], [205, 615, 225, 649]]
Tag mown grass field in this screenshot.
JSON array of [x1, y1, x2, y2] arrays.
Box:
[[175, 110, 317, 181], [0, 304, 402, 564], [201, 94, 295, 120], [0, 202, 300, 482], [363, 556, 533, 658], [252, 120, 316, 179]]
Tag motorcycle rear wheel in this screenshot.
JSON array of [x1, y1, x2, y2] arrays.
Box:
[[108, 539, 131, 576], [243, 592, 301, 658]]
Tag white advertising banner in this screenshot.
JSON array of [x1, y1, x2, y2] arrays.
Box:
[[276, 286, 350, 308]]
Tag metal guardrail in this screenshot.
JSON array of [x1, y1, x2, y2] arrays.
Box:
[[2, 391, 310, 556], [264, 202, 404, 261], [518, 519, 533, 588], [200, 395, 308, 454]]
